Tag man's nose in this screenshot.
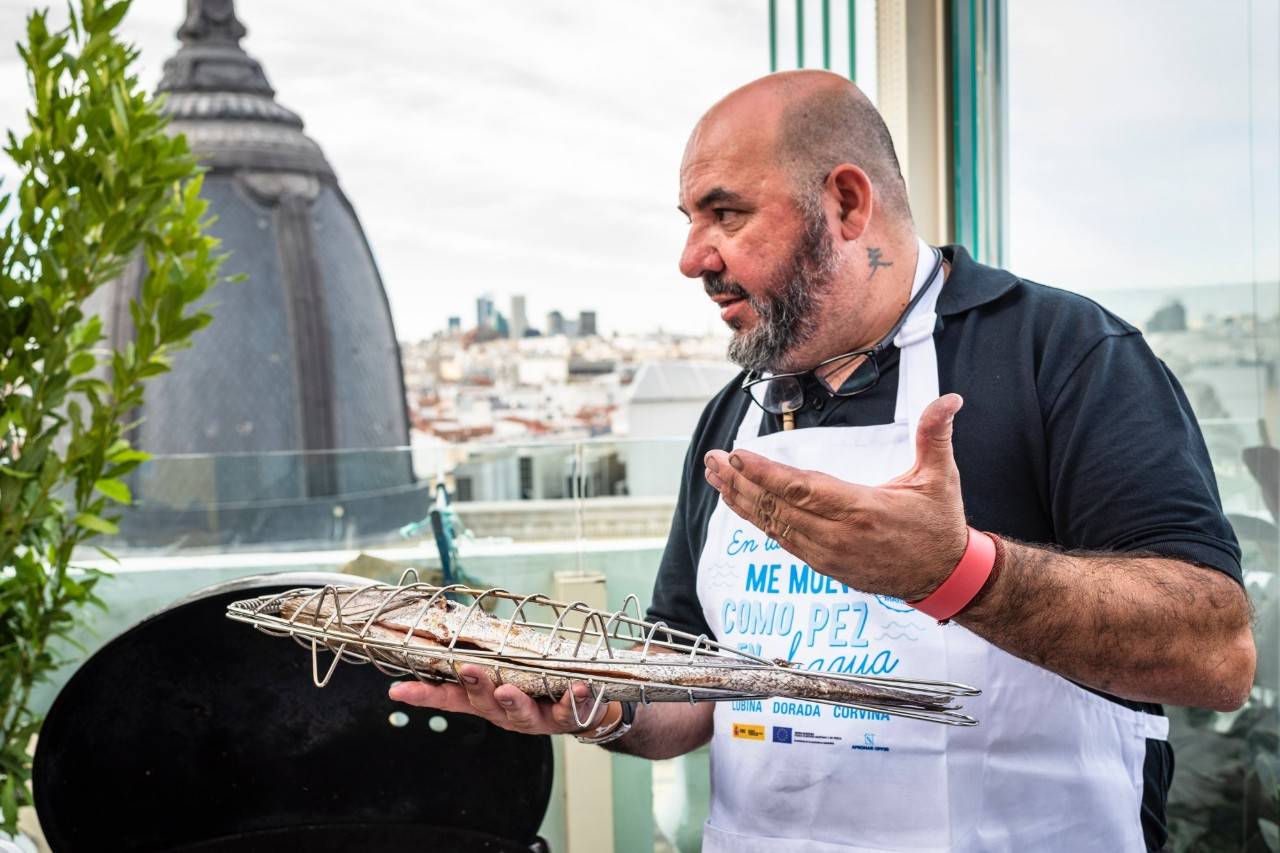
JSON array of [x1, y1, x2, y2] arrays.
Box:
[[679, 232, 724, 279]]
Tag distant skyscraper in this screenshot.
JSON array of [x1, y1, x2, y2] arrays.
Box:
[[476, 293, 496, 330], [447, 316, 461, 335], [578, 310, 597, 337], [495, 312, 510, 338], [546, 310, 565, 337], [510, 295, 528, 340]]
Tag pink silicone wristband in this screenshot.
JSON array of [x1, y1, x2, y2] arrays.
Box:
[[910, 527, 996, 622]]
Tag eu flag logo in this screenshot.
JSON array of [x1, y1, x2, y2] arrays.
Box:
[[772, 726, 793, 744]]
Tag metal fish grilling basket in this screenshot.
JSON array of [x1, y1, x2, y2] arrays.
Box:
[[226, 571, 981, 727]]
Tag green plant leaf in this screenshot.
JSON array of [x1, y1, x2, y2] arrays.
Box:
[[107, 447, 149, 464], [0, 773, 16, 831], [69, 351, 96, 375], [92, 477, 131, 503], [73, 512, 118, 535]]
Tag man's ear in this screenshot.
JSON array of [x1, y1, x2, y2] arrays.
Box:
[[827, 164, 874, 242]]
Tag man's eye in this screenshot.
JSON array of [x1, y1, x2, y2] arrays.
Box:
[[714, 209, 741, 224]]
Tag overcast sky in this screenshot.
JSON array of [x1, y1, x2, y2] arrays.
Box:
[[1007, 0, 1278, 308], [0, 0, 1275, 341]]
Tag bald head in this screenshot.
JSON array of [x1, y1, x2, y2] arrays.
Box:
[[692, 71, 912, 225]]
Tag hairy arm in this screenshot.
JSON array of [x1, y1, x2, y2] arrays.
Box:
[[602, 700, 714, 760], [957, 540, 1255, 711]]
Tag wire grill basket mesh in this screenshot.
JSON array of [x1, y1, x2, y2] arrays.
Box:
[[226, 570, 980, 727]]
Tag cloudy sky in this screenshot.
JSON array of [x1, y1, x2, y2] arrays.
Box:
[[1006, 0, 1278, 309], [0, 0, 1275, 341]]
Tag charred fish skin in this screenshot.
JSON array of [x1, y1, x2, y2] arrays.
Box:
[[270, 587, 960, 713]]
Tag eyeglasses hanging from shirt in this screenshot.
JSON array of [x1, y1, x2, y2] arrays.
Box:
[[741, 247, 944, 430]]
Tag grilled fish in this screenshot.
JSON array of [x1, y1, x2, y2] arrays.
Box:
[[257, 585, 961, 714]]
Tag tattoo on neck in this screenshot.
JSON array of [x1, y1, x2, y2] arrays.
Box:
[[867, 247, 893, 278]]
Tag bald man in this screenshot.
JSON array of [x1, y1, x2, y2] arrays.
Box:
[[393, 72, 1254, 852]]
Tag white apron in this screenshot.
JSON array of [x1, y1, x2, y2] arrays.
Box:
[[696, 240, 1168, 853]]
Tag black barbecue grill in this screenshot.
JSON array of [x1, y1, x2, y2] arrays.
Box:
[[32, 573, 553, 852]]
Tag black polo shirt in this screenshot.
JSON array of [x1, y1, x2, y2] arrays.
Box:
[[646, 244, 1241, 852]]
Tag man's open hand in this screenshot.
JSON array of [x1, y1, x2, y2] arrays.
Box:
[[703, 394, 970, 601], [389, 664, 607, 735]]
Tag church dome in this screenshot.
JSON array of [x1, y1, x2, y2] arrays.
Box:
[[94, 0, 425, 548]]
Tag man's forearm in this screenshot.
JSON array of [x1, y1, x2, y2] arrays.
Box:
[[957, 539, 1255, 711], [602, 700, 714, 760]]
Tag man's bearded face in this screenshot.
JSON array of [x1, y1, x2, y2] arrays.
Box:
[[704, 196, 838, 373]]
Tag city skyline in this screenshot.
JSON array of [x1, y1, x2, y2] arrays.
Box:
[[463, 292, 615, 341], [405, 278, 1277, 346]]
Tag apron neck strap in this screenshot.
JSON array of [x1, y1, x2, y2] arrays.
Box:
[[893, 238, 946, 430], [894, 238, 946, 349]]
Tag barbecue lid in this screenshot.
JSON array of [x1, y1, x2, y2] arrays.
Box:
[[33, 573, 553, 852]]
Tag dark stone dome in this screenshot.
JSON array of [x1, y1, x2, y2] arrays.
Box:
[[92, 0, 426, 549]]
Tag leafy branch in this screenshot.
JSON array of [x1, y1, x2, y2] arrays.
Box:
[[0, 0, 223, 831]]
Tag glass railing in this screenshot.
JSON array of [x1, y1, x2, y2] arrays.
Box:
[[85, 436, 692, 556]]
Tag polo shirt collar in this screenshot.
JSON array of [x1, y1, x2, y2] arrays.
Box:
[[935, 244, 1020, 316]]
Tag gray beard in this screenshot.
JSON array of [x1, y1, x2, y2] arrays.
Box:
[[709, 201, 838, 373]]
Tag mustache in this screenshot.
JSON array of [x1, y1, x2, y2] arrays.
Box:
[[703, 273, 749, 301]]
